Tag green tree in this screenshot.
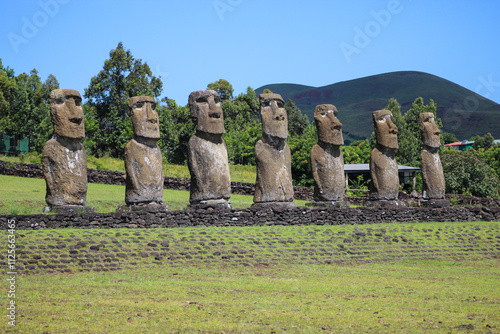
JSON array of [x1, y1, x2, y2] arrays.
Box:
[[224, 119, 261, 165], [474, 144, 500, 179], [84, 42, 162, 157], [441, 132, 458, 144], [207, 79, 234, 102], [82, 104, 99, 155], [470, 133, 494, 150], [157, 98, 194, 164], [289, 123, 317, 186], [285, 98, 309, 137], [0, 60, 58, 154], [0, 59, 24, 137], [19, 70, 59, 153], [441, 149, 500, 198], [222, 86, 261, 165], [385, 97, 441, 167], [341, 139, 371, 164]]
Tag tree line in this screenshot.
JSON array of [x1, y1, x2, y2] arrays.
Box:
[[1, 42, 499, 197]]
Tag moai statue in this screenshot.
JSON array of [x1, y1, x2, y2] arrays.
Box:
[[42, 89, 94, 213], [119, 96, 167, 212], [368, 109, 404, 206], [420, 112, 449, 207], [308, 104, 348, 207], [252, 93, 296, 209], [187, 90, 231, 209]]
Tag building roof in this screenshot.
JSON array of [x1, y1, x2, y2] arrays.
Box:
[[344, 164, 420, 173], [444, 140, 474, 147]]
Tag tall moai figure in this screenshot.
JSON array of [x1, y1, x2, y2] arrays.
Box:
[[42, 89, 94, 213], [368, 109, 404, 206], [187, 90, 231, 209], [120, 96, 167, 212], [420, 112, 449, 207], [253, 93, 296, 209], [308, 104, 348, 207]]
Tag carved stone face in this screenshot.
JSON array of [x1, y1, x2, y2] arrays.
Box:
[[50, 89, 85, 139], [260, 93, 287, 139], [314, 104, 343, 145], [189, 90, 225, 134], [420, 112, 441, 148], [129, 96, 160, 139], [373, 109, 398, 149]]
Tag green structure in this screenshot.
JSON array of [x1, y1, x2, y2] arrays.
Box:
[[0, 135, 29, 155]]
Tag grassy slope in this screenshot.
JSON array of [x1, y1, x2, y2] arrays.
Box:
[[1, 222, 498, 333], [256, 71, 500, 143]]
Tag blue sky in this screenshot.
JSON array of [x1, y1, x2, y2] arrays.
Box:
[[1, 0, 499, 106]]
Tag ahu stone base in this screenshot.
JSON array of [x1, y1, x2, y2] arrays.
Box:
[[306, 201, 350, 208], [116, 204, 169, 213], [365, 200, 407, 208], [251, 201, 297, 210], [187, 199, 231, 210], [421, 199, 450, 208], [44, 205, 95, 214]]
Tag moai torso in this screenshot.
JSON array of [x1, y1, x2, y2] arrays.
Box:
[[254, 139, 294, 203], [369, 109, 400, 200], [43, 136, 87, 206], [421, 149, 445, 199], [370, 146, 399, 200], [187, 90, 231, 204], [42, 89, 88, 207], [310, 104, 345, 202], [311, 143, 345, 201], [420, 112, 445, 199], [124, 138, 163, 205], [188, 133, 231, 203]]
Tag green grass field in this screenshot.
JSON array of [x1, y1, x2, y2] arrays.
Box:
[[1, 222, 498, 333], [0, 175, 307, 214], [1, 164, 499, 332]]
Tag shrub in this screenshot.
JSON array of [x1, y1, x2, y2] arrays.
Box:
[[441, 149, 500, 198]]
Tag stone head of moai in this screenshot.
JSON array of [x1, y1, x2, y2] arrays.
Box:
[[373, 109, 398, 150], [188, 90, 225, 135], [50, 89, 85, 139], [129, 96, 160, 140], [314, 104, 343, 145], [420, 112, 441, 148], [259, 93, 288, 141]]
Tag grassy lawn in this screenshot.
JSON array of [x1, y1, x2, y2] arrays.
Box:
[[1, 222, 499, 333], [1, 155, 257, 184], [0, 175, 307, 214], [1, 159, 498, 332]]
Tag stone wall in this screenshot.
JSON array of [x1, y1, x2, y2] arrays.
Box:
[[1, 206, 499, 230]]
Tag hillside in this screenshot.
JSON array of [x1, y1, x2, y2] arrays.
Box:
[[256, 71, 500, 143]]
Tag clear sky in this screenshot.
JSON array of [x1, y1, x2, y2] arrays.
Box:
[[1, 0, 499, 106]]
